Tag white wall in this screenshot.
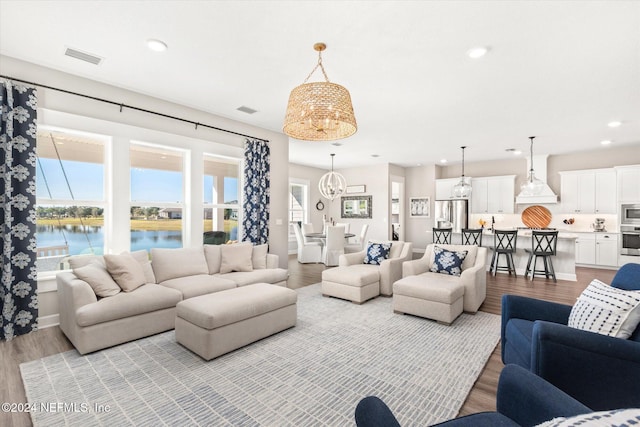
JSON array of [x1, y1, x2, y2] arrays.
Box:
[[404, 164, 438, 251], [2, 55, 289, 323]]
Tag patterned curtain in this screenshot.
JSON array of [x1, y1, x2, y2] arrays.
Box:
[[1, 80, 38, 341], [242, 139, 270, 245]]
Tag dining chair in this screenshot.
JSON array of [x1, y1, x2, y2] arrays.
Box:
[[344, 224, 369, 254], [293, 223, 322, 263], [432, 228, 452, 244], [461, 228, 483, 246], [301, 223, 318, 244], [323, 226, 345, 266], [335, 222, 350, 233]]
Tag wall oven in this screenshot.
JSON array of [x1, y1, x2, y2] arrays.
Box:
[[621, 225, 640, 256], [621, 204, 640, 225]]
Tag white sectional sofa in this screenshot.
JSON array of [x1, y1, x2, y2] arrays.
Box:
[[57, 244, 288, 354]]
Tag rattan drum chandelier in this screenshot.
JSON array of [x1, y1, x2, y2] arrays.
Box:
[[283, 42, 357, 141]]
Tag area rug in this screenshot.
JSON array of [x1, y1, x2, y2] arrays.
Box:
[[21, 284, 501, 426]]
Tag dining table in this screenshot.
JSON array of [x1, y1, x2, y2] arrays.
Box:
[[304, 232, 356, 239]]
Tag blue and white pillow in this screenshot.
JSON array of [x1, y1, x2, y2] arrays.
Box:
[[363, 242, 392, 265], [568, 279, 640, 339], [535, 408, 640, 427], [430, 246, 468, 276]]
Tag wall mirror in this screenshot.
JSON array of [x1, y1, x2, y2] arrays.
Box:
[[341, 195, 372, 219]]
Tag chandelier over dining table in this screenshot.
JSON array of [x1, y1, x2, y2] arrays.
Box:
[[283, 42, 357, 141]]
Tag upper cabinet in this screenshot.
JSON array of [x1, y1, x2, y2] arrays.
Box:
[[617, 165, 640, 203], [560, 169, 616, 214], [435, 177, 471, 200], [471, 176, 515, 214]]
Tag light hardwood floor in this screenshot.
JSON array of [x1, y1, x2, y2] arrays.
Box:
[[0, 256, 617, 427]]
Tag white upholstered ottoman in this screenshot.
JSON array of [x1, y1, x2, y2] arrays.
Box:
[[321, 265, 380, 304], [175, 283, 297, 360], [393, 276, 464, 325]]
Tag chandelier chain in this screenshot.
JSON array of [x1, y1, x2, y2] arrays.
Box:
[[303, 51, 330, 83]]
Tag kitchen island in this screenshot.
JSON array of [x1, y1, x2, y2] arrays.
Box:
[[429, 230, 578, 281]]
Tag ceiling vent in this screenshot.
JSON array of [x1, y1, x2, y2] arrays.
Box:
[[236, 106, 258, 114], [64, 47, 103, 65]]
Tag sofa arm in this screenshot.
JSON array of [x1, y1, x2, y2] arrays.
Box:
[[57, 272, 98, 340], [339, 251, 365, 266], [532, 321, 640, 410], [266, 253, 279, 269], [458, 255, 487, 313], [497, 364, 591, 426], [402, 259, 429, 277], [379, 257, 405, 296]]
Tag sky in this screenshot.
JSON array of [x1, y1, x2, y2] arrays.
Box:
[[36, 159, 238, 204]]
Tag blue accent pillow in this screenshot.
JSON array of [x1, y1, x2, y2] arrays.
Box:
[[430, 246, 468, 276], [363, 242, 392, 265]]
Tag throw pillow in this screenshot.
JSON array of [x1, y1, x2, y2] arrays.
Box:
[[363, 242, 392, 265], [430, 246, 468, 276], [220, 243, 254, 273], [68, 254, 105, 269], [73, 263, 121, 298], [252, 243, 268, 269], [535, 408, 640, 427], [130, 250, 156, 283], [568, 279, 640, 339], [104, 253, 147, 292]]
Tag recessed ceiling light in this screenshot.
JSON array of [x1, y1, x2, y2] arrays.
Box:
[[147, 39, 168, 52], [331, 142, 343, 147], [236, 106, 257, 114], [417, 163, 422, 167], [440, 159, 447, 164], [607, 121, 622, 128], [600, 140, 612, 145], [505, 148, 521, 155], [371, 154, 380, 158], [467, 46, 490, 59]]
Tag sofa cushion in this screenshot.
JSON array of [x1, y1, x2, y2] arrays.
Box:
[[217, 268, 289, 287], [322, 264, 379, 287], [73, 263, 121, 298], [568, 279, 640, 339], [75, 284, 182, 327], [429, 244, 478, 271], [159, 274, 236, 299], [151, 247, 208, 283], [252, 243, 268, 269], [393, 274, 465, 303], [130, 250, 156, 283], [104, 253, 147, 292], [430, 246, 468, 276], [220, 243, 254, 273], [204, 244, 222, 274], [364, 242, 391, 265]]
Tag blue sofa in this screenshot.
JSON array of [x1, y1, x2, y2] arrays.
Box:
[[354, 364, 591, 426], [501, 263, 640, 410]]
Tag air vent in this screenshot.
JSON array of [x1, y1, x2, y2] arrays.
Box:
[[64, 47, 103, 65], [236, 106, 257, 114]]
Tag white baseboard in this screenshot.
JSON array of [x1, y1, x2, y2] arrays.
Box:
[[38, 314, 60, 329]]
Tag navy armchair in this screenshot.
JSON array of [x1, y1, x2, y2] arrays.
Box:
[[501, 263, 640, 410], [354, 364, 591, 427]]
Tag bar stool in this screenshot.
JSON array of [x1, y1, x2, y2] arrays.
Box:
[[525, 230, 558, 282], [433, 228, 452, 244], [461, 228, 483, 246], [490, 230, 518, 276]]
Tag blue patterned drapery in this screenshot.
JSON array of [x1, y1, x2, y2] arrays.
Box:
[[242, 139, 270, 245], [1, 80, 38, 341]]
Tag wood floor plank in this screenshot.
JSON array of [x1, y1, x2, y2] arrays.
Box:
[[0, 256, 619, 426]]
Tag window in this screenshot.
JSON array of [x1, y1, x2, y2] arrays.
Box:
[[130, 143, 185, 250], [203, 154, 242, 244], [35, 129, 107, 272], [289, 180, 309, 236]]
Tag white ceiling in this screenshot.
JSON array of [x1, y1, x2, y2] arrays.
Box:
[[1, 1, 639, 169]]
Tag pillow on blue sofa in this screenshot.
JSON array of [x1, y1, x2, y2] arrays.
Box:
[[535, 408, 640, 427], [568, 279, 640, 339], [363, 242, 392, 265], [430, 246, 468, 276]]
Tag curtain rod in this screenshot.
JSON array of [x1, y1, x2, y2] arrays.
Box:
[[0, 75, 269, 143]]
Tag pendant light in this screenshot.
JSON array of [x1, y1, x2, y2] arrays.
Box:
[[283, 42, 357, 141], [452, 146, 472, 198], [318, 153, 347, 201], [520, 136, 545, 195]]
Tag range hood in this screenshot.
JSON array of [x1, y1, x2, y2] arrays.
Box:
[[515, 154, 558, 204]]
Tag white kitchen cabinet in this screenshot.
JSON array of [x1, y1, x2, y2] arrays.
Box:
[[595, 233, 618, 267], [435, 177, 471, 200], [575, 233, 596, 265], [594, 170, 617, 214], [560, 168, 615, 214], [617, 165, 640, 203], [471, 176, 515, 214]]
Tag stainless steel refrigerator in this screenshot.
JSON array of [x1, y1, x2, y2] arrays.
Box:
[[434, 199, 469, 234]]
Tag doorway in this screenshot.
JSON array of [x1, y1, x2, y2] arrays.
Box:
[[390, 176, 405, 241]]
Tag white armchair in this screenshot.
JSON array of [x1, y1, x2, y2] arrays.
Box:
[[338, 241, 413, 296]]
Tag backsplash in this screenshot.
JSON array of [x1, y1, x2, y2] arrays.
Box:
[[470, 209, 619, 233]]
